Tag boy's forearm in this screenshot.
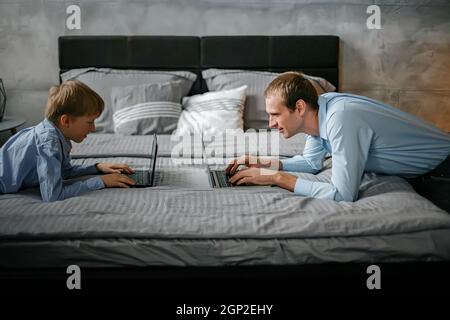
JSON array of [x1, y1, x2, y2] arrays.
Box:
[[41, 176, 104, 202], [66, 164, 99, 178]]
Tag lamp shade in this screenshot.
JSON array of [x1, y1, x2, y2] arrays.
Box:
[[0, 79, 6, 122]]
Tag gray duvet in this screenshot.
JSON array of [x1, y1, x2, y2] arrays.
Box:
[[1, 133, 449, 267]]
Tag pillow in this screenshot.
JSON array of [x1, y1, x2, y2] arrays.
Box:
[[61, 68, 197, 133], [111, 81, 183, 135], [202, 69, 336, 130], [175, 85, 247, 136]]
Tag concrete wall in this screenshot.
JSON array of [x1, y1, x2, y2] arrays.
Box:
[[1, 0, 449, 144]]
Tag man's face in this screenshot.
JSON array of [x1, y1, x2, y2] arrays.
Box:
[[265, 94, 301, 138], [65, 114, 97, 143]]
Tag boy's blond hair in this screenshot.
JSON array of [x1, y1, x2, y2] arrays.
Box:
[[45, 79, 104, 123]]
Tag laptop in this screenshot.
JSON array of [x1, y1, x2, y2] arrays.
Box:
[[208, 168, 233, 188], [129, 133, 158, 187]]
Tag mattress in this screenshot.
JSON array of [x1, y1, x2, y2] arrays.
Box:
[[1, 133, 449, 268]]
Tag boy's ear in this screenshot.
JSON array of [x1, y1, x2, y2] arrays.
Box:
[[59, 114, 71, 128]]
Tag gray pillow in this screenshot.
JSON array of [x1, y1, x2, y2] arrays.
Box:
[[111, 81, 183, 135], [61, 68, 197, 133], [202, 69, 335, 130]]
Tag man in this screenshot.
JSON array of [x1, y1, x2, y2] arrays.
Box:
[[226, 72, 450, 211]]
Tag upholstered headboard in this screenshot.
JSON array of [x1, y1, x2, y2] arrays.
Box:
[[58, 35, 340, 94]]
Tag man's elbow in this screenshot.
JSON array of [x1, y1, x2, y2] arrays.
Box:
[[309, 161, 323, 174], [335, 193, 358, 202]]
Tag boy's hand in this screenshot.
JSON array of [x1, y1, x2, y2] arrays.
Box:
[[96, 163, 135, 174], [101, 173, 136, 188]]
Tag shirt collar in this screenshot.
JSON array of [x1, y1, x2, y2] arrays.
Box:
[[317, 95, 328, 140], [43, 118, 72, 153]]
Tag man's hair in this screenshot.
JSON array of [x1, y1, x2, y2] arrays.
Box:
[[264, 71, 319, 111], [45, 79, 104, 123]]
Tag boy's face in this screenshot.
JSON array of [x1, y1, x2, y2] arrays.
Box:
[[63, 114, 98, 143]]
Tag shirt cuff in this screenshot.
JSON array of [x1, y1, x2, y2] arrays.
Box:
[[84, 164, 101, 175], [293, 178, 314, 196], [86, 176, 105, 190]]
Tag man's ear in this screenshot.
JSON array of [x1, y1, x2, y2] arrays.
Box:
[[59, 114, 70, 128], [295, 99, 307, 116]]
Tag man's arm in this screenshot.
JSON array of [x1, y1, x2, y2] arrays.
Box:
[[273, 172, 297, 192], [280, 135, 328, 173], [294, 111, 373, 201], [37, 142, 104, 202]]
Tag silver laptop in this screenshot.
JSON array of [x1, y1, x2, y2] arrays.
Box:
[[208, 168, 233, 188], [128, 133, 158, 187]]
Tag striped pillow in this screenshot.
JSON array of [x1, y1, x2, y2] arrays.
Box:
[[113, 101, 182, 135], [175, 85, 247, 136], [61, 68, 196, 133], [111, 81, 183, 135]]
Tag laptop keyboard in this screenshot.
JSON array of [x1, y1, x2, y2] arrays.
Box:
[[130, 170, 150, 185], [210, 170, 232, 188]]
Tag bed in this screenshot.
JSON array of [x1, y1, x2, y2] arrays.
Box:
[[1, 36, 449, 299]]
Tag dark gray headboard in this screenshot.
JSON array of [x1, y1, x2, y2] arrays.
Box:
[[59, 35, 339, 94]]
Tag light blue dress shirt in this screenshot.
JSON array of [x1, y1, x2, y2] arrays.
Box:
[[281, 93, 450, 202], [0, 118, 104, 202]]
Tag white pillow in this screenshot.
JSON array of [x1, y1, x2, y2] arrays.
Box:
[[175, 85, 247, 136]]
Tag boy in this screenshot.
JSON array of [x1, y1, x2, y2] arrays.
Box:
[[0, 80, 135, 202]]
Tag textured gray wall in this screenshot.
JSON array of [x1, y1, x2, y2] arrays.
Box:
[[1, 0, 449, 144]]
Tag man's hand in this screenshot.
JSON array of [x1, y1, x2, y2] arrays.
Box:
[[228, 167, 277, 186], [229, 168, 297, 192], [96, 163, 135, 174], [226, 155, 282, 175], [101, 173, 136, 188]]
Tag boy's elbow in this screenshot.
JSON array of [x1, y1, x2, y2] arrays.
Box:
[[41, 190, 64, 202], [42, 194, 59, 202]]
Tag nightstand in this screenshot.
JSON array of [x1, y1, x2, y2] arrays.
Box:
[[0, 116, 26, 136]]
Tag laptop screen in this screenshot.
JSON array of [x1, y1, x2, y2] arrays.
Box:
[[149, 133, 158, 186]]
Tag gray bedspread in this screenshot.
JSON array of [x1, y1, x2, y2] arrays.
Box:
[[1, 161, 449, 239], [1, 133, 449, 267]]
